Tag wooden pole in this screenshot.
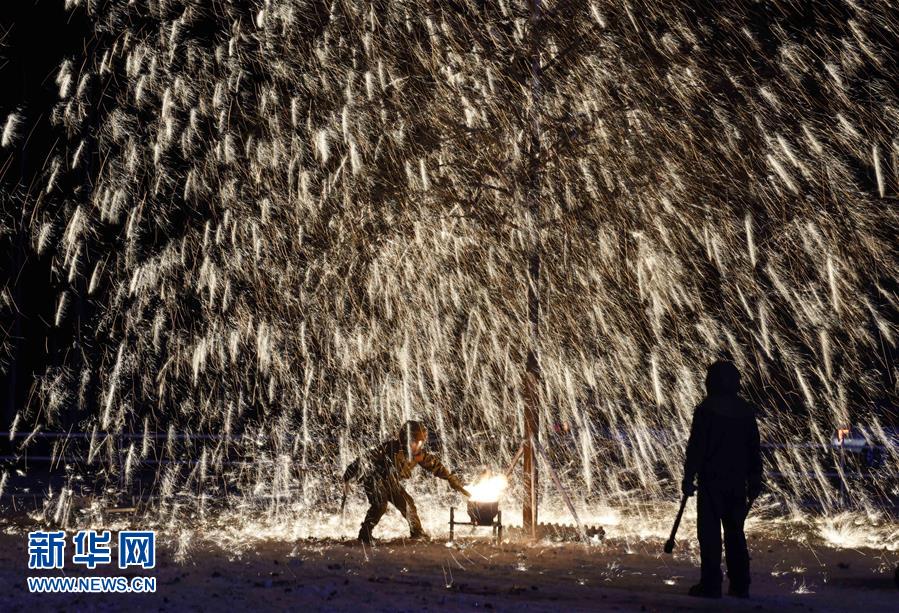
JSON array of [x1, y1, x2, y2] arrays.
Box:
[[523, 354, 539, 537], [523, 0, 542, 540]]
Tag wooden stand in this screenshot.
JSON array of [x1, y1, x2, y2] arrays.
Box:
[[449, 506, 503, 544]]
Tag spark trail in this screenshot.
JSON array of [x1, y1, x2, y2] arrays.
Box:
[[3, 0, 898, 541]]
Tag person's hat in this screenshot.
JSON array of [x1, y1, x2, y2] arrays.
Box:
[[705, 360, 741, 395], [399, 420, 428, 444]]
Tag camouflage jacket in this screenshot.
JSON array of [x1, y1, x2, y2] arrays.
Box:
[[343, 439, 453, 484]]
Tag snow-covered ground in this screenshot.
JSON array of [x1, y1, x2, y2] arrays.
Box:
[[1, 516, 896, 612]]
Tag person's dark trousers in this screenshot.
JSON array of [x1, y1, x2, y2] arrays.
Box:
[[697, 486, 750, 592], [359, 475, 424, 540]]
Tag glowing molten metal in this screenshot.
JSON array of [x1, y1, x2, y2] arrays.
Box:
[[468, 474, 508, 503]]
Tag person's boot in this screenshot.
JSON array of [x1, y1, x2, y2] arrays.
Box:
[[358, 525, 374, 545], [688, 583, 722, 598], [407, 511, 429, 541], [727, 584, 750, 598]]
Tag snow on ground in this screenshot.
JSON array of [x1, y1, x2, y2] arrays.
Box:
[[1, 513, 896, 612]]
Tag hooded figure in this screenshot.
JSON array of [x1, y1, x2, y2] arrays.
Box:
[[682, 360, 763, 599], [343, 420, 470, 544]]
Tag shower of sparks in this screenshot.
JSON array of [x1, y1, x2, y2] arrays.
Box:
[[2, 0, 897, 548]]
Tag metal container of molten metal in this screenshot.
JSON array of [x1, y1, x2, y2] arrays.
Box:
[[449, 474, 508, 543], [466, 500, 499, 526]]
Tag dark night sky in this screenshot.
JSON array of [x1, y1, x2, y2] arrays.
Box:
[[1, 1, 91, 428]]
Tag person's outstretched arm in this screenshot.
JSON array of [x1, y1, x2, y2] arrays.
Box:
[[418, 453, 471, 497]]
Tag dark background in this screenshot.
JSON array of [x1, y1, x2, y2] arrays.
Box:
[[1, 0, 90, 431]]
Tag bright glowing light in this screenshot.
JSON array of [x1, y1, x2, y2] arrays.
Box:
[[467, 475, 508, 503], [817, 512, 899, 551]]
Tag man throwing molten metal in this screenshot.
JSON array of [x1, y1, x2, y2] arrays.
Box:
[[343, 420, 471, 544]]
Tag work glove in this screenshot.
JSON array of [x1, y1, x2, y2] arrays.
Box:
[[681, 478, 696, 498], [447, 475, 470, 497]]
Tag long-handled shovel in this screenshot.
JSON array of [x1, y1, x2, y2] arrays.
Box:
[[663, 494, 689, 554]]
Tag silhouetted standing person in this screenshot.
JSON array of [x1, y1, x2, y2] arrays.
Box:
[[682, 360, 763, 598]]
